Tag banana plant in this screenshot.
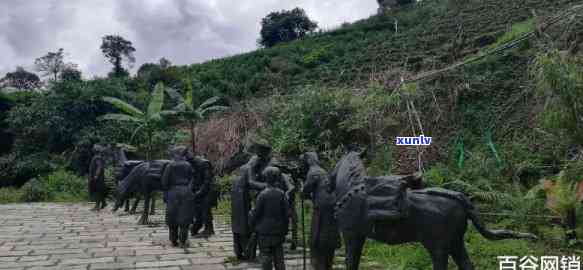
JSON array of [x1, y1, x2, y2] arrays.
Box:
[[165, 79, 229, 154], [99, 82, 174, 160]]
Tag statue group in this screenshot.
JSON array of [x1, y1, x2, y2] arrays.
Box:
[[89, 142, 537, 270]]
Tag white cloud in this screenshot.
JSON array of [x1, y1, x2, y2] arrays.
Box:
[[0, 0, 377, 78]]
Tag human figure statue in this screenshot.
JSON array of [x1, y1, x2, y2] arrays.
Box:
[[246, 143, 298, 250], [89, 144, 107, 211], [231, 140, 297, 260], [301, 152, 340, 270], [249, 167, 289, 270], [161, 146, 196, 248], [189, 155, 217, 237], [231, 155, 256, 260]]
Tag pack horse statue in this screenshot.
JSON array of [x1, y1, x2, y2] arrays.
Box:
[[329, 151, 537, 270], [113, 146, 213, 226]]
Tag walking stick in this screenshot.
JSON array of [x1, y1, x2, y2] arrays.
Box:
[[301, 192, 306, 270]]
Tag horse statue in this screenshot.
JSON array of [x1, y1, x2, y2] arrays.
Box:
[[329, 150, 537, 270], [113, 146, 215, 226], [110, 145, 150, 214], [113, 156, 168, 225]]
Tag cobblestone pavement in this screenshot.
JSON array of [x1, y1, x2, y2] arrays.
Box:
[[0, 203, 315, 270]]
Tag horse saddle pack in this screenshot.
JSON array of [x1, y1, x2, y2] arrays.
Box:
[[145, 160, 171, 178], [364, 176, 410, 222]]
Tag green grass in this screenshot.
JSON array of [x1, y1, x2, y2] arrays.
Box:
[[359, 223, 580, 270]]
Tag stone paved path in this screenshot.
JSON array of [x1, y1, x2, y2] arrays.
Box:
[[0, 203, 315, 270]]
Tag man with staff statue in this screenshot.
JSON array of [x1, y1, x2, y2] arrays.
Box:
[[189, 155, 217, 237], [249, 166, 289, 270], [301, 152, 340, 270]]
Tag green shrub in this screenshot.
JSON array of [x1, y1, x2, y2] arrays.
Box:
[[216, 174, 233, 197], [0, 187, 24, 204], [42, 169, 88, 202], [531, 50, 583, 144], [14, 169, 88, 203], [20, 178, 47, 202]]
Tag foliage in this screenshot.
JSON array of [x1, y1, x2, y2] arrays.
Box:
[[0, 152, 58, 188], [488, 19, 534, 51], [264, 84, 400, 156], [562, 160, 583, 184], [1, 67, 41, 90], [2, 169, 87, 203], [100, 35, 136, 78], [137, 63, 183, 89], [165, 79, 229, 153], [531, 50, 583, 144], [259, 7, 318, 48], [0, 92, 15, 154], [549, 170, 582, 220], [41, 168, 88, 202], [99, 82, 174, 160], [20, 178, 47, 202], [60, 66, 82, 82], [0, 187, 24, 204], [34, 48, 77, 81]]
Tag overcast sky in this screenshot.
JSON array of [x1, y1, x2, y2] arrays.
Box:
[[0, 0, 377, 79]]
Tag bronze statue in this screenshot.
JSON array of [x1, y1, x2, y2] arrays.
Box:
[[249, 167, 289, 270], [230, 155, 257, 260], [88, 144, 107, 211], [189, 155, 216, 237], [112, 145, 144, 214], [230, 141, 298, 260], [246, 143, 298, 250], [329, 150, 537, 270], [161, 146, 196, 248], [113, 158, 167, 225], [300, 152, 339, 270]]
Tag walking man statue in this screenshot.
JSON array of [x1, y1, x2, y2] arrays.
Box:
[[162, 146, 196, 248], [249, 167, 289, 270], [89, 144, 107, 211]]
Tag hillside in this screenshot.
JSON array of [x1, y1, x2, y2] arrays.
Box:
[[1, 0, 582, 268], [179, 0, 577, 98], [183, 1, 583, 267], [181, 0, 580, 175]]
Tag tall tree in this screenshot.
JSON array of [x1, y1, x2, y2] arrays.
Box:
[[100, 35, 136, 78], [259, 7, 318, 48], [34, 48, 67, 81], [99, 82, 172, 160], [1, 67, 41, 90], [166, 79, 228, 153]]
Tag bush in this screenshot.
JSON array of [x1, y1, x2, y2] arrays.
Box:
[[8, 169, 88, 203], [0, 187, 24, 203], [216, 174, 233, 198], [42, 169, 88, 202], [20, 178, 47, 202]]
